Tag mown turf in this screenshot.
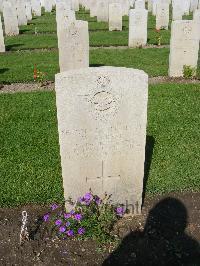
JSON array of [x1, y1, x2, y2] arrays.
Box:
[[0, 84, 199, 206], [0, 48, 170, 83]]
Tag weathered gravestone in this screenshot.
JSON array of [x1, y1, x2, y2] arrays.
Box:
[[190, 0, 198, 12], [58, 20, 89, 72], [31, 0, 41, 16], [156, 0, 169, 30], [43, 0, 53, 12], [26, 1, 33, 21], [182, 0, 190, 15], [169, 20, 199, 77], [109, 3, 122, 31], [90, 0, 97, 17], [56, 4, 75, 46], [135, 0, 145, 9], [3, 1, 19, 36], [71, 0, 79, 11], [193, 9, 200, 40], [0, 14, 5, 52], [172, 0, 183, 20], [129, 8, 148, 47], [148, 0, 153, 12], [55, 67, 148, 214], [16, 0, 27, 26], [152, 0, 158, 15], [121, 0, 130, 16], [96, 0, 109, 22]]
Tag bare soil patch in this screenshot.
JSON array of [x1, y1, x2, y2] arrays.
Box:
[[0, 192, 199, 265], [1, 77, 200, 94]]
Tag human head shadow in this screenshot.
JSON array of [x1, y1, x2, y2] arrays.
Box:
[[103, 197, 200, 266]]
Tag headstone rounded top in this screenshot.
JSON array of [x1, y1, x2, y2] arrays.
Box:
[[55, 66, 148, 80]]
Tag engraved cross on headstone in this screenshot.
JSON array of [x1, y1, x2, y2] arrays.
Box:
[[86, 160, 120, 193]]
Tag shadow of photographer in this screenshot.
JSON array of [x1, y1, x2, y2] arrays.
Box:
[[103, 197, 200, 266]]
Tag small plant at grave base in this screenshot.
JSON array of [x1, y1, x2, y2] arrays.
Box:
[[183, 65, 196, 79], [42, 192, 125, 244], [33, 64, 47, 87], [155, 29, 162, 46]]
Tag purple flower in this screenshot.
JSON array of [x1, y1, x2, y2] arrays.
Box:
[[64, 213, 71, 219], [65, 221, 70, 227], [78, 227, 85, 235], [74, 213, 82, 221], [66, 229, 74, 237], [84, 192, 92, 201], [70, 210, 75, 215], [116, 207, 125, 216], [59, 226, 66, 233], [50, 203, 59, 211], [78, 197, 84, 203], [55, 219, 62, 226], [43, 213, 50, 222]]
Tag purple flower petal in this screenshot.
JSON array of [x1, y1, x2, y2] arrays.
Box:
[[74, 213, 82, 221], [50, 203, 59, 211], [78, 227, 85, 235], [43, 213, 50, 222], [64, 213, 71, 219], [55, 219, 62, 226], [66, 229, 74, 237], [116, 207, 125, 216], [65, 221, 70, 227], [59, 226, 66, 233]]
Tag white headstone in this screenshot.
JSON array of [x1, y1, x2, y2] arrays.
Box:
[[129, 8, 148, 47], [90, 0, 97, 17], [172, 0, 184, 20], [71, 0, 79, 11], [169, 20, 199, 77], [193, 9, 200, 39], [182, 0, 190, 15], [55, 66, 148, 214], [44, 0, 53, 12], [190, 0, 198, 12], [135, 0, 145, 9], [31, 0, 41, 16], [96, 0, 109, 22], [26, 1, 33, 21], [148, 0, 153, 11], [16, 0, 27, 26], [0, 14, 5, 52], [109, 3, 122, 31], [152, 0, 158, 15], [3, 1, 19, 36], [156, 0, 169, 30], [58, 20, 89, 72], [121, 0, 130, 15]]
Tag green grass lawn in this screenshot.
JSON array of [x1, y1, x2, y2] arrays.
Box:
[[0, 84, 199, 207], [0, 48, 169, 83], [1, 48, 200, 83]]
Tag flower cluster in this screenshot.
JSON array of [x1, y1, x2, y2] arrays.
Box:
[[33, 64, 47, 85], [43, 204, 85, 238], [43, 192, 125, 242]]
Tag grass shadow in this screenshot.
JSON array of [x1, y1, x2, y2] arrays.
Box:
[[19, 29, 31, 34], [142, 135, 155, 205], [89, 64, 105, 67], [6, 43, 23, 51], [0, 68, 9, 74]]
